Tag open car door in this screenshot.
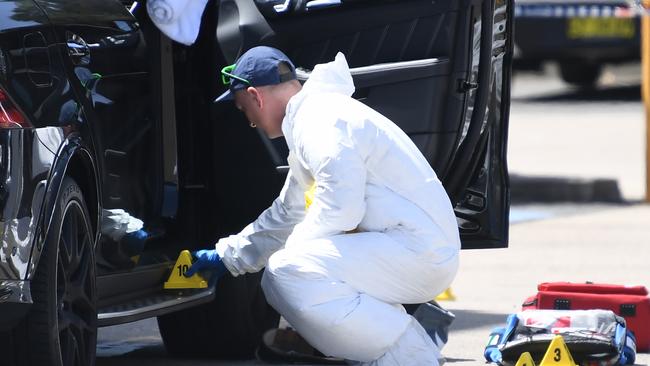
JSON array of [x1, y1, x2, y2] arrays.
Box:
[[205, 0, 512, 249]]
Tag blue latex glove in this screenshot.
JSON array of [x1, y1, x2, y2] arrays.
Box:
[[483, 327, 505, 363], [121, 229, 149, 253], [184, 249, 228, 285]]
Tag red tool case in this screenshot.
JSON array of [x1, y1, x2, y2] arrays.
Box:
[[522, 282, 650, 351]]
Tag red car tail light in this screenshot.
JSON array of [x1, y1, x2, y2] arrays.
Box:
[[0, 87, 31, 129]]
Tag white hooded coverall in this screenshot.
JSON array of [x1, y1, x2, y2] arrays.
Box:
[[215, 53, 461, 365]]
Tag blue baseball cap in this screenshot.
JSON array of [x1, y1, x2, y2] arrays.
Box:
[[214, 46, 297, 103]]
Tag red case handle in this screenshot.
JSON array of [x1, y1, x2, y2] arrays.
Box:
[[537, 282, 648, 296]]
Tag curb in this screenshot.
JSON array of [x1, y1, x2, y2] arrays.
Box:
[[510, 174, 623, 203]]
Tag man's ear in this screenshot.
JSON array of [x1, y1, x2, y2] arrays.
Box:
[[246, 87, 263, 109]]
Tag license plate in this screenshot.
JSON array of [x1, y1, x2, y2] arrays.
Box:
[[566, 17, 635, 39]]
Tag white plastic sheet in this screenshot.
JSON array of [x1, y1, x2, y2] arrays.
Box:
[[146, 0, 209, 46]]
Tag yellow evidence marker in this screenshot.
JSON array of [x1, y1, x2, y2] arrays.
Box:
[[435, 287, 457, 301], [164, 250, 208, 289], [539, 335, 578, 366], [515, 351, 536, 366]]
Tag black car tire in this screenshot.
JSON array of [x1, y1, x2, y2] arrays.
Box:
[[559, 62, 601, 87], [14, 177, 97, 366], [157, 271, 280, 359]]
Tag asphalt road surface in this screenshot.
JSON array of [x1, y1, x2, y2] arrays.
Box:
[[96, 62, 648, 366], [509, 62, 644, 201]]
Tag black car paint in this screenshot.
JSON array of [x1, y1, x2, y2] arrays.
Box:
[[39, 1, 164, 271], [448, 0, 512, 249], [0, 0, 513, 331], [0, 0, 86, 329]]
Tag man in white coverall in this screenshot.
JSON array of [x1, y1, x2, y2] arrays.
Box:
[[185, 46, 461, 365]]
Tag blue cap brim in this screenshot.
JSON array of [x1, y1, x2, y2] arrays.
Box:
[[214, 89, 234, 103]]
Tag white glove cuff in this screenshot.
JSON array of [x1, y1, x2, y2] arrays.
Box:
[[214, 240, 240, 277]]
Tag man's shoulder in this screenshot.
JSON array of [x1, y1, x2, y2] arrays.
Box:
[[300, 91, 354, 108], [294, 92, 352, 125]]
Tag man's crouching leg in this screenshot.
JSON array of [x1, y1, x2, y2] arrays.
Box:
[[261, 247, 440, 365], [367, 317, 441, 366]]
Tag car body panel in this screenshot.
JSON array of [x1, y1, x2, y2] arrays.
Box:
[[0, 0, 45, 32], [32, 1, 173, 282], [26, 135, 99, 280], [446, 0, 512, 249], [0, 0, 77, 283], [0, 0, 68, 329], [0, 279, 31, 329], [0, 128, 51, 282], [36, 0, 158, 221]]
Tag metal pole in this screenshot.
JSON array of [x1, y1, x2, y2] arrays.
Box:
[[643, 4, 650, 203]]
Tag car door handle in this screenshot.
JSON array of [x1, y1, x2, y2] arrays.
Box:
[[67, 42, 89, 57], [273, 0, 291, 13], [66, 33, 90, 65], [305, 0, 341, 10]]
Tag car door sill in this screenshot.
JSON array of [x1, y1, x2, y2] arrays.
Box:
[[97, 286, 216, 327]]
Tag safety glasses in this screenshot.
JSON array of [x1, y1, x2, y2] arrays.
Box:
[[221, 64, 251, 86]]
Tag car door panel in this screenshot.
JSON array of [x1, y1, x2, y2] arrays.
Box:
[[33, 0, 168, 274], [213, 0, 512, 248], [445, 0, 511, 249], [34, 0, 156, 212], [216, 0, 464, 180]]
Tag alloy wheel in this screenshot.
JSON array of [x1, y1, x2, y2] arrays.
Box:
[[56, 200, 96, 366]]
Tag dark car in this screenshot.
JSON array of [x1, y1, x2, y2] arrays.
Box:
[[0, 0, 512, 364], [514, 0, 641, 86]]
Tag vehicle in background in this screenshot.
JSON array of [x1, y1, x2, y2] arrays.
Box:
[[514, 0, 641, 86], [0, 0, 512, 364]]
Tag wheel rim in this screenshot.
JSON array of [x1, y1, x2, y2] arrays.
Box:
[[56, 200, 96, 366]]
